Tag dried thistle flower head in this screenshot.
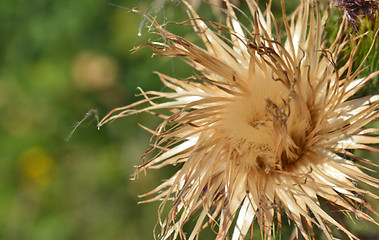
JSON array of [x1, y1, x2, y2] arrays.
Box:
[[100, 0, 379, 239]]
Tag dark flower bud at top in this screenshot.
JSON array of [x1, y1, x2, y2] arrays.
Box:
[[333, 0, 379, 31]]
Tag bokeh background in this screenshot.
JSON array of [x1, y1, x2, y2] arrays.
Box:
[[0, 0, 377, 239]]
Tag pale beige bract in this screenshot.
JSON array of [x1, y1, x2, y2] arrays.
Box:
[[100, 0, 379, 239]]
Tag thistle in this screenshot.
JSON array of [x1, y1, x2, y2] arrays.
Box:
[[100, 0, 379, 239], [333, 0, 379, 31]]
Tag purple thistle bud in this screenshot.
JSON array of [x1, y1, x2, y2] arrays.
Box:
[[333, 0, 379, 31]]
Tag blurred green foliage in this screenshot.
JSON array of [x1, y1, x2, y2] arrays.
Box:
[[0, 0, 377, 240], [0, 0, 172, 239]]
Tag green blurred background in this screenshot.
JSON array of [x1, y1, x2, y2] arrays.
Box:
[[0, 0, 377, 239]]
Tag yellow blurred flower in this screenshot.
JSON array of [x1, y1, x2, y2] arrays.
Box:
[[101, 0, 379, 239], [20, 147, 54, 186]]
